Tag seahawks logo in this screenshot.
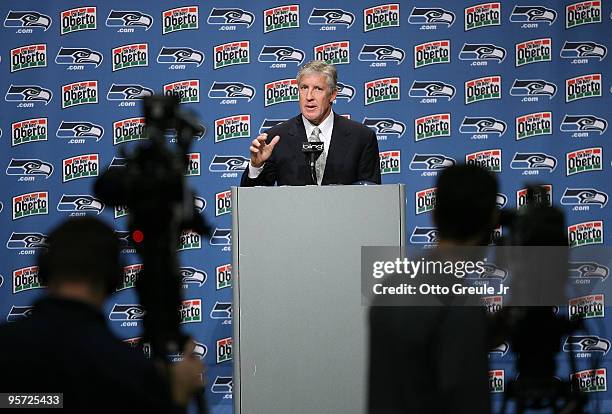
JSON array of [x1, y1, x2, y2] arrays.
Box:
[[109, 157, 127, 169], [258, 45, 305, 64], [6, 159, 53, 177], [509, 6, 556, 24], [106, 10, 153, 29], [480, 263, 508, 280], [55, 47, 103, 66], [560, 41, 607, 60], [510, 79, 557, 98], [408, 7, 455, 26], [193, 342, 208, 359], [5, 85, 52, 104], [180, 267, 207, 286], [363, 118, 406, 137], [308, 8, 355, 27], [259, 119, 286, 133], [560, 115, 607, 134], [208, 82, 255, 101], [211, 376, 232, 394], [209, 155, 249, 172], [109, 304, 146, 321], [410, 227, 438, 244], [409, 154, 456, 170], [490, 342, 510, 356], [358, 45, 405, 64], [564, 336, 610, 354], [561, 188, 608, 207], [336, 82, 355, 101], [194, 196, 206, 213], [57, 121, 104, 140], [210, 302, 232, 319], [459, 117, 507, 136], [210, 229, 231, 246], [496, 193, 508, 209], [115, 231, 135, 249], [4, 11, 52, 30], [157, 47, 204, 66], [207, 8, 255, 27], [510, 152, 557, 171], [409, 81, 455, 100], [57, 195, 104, 214], [6, 232, 49, 249], [7, 306, 34, 322], [459, 44, 506, 62], [568, 262, 609, 280], [107, 84, 154, 101]]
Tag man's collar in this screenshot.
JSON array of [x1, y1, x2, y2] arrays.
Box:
[[302, 111, 334, 136]]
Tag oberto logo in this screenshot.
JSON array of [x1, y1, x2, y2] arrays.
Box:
[[215, 115, 250, 143], [465, 3, 501, 30], [416, 187, 437, 214], [516, 38, 552, 66], [12, 266, 44, 293], [179, 230, 201, 250], [162, 6, 198, 34], [62, 81, 98, 108], [414, 114, 450, 141], [12, 192, 48, 220], [566, 2, 601, 28], [10, 44, 46, 72], [314, 41, 350, 65], [61, 7, 96, 35], [113, 118, 146, 145], [11, 118, 47, 146], [185, 153, 200, 176], [568, 294, 604, 318], [264, 5, 299, 33], [179, 299, 202, 323], [566, 74, 601, 102], [364, 78, 400, 105], [112, 43, 148, 71], [62, 154, 99, 182], [517, 185, 552, 208], [465, 76, 501, 104], [214, 41, 249, 69], [265, 79, 298, 106], [515, 112, 552, 140], [571, 369, 607, 392], [489, 370, 504, 393], [566, 147, 602, 176], [568, 222, 604, 247], [216, 264, 232, 290], [414, 40, 450, 68], [363, 4, 399, 32], [379, 151, 401, 174], [164, 80, 199, 103], [466, 149, 502, 172]]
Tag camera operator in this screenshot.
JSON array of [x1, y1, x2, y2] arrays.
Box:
[[0, 217, 203, 413]]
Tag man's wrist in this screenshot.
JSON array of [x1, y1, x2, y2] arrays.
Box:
[[248, 162, 265, 178]]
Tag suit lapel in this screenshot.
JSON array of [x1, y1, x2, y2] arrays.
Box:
[[323, 113, 350, 183]]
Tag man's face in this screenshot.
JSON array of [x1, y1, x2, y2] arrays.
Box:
[[298, 73, 337, 125]]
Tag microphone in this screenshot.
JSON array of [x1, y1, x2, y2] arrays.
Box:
[[302, 142, 324, 185]]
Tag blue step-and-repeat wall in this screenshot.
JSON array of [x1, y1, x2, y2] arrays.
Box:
[[0, 1, 610, 412]]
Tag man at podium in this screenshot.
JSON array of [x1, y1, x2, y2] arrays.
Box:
[[241, 60, 381, 186]]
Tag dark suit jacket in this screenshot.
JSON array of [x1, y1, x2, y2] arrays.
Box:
[[241, 113, 381, 186]]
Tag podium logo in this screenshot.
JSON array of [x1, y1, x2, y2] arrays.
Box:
[[55, 47, 102, 67], [4, 11, 52, 31], [516, 112, 552, 140], [363, 118, 405, 138], [6, 158, 53, 178], [6, 306, 34, 322], [560, 41, 607, 61], [460, 117, 506, 136], [109, 304, 145, 321], [13, 266, 43, 294], [11, 44, 46, 72], [363, 4, 399, 32], [308, 8, 355, 27], [416, 187, 437, 215], [11, 118, 47, 146], [106, 10, 153, 30], [364, 78, 399, 105], [214, 41, 249, 69], [516, 38, 551, 66], [207, 8, 254, 27], [112, 43, 148, 71], [379, 151, 401, 174], [314, 41, 350, 65], [12, 192, 48, 220], [179, 230, 201, 251], [410, 227, 438, 244], [408, 7, 455, 26], [465, 3, 501, 30], [179, 299, 202, 324], [157, 46, 204, 66], [409, 81, 455, 100], [466, 150, 501, 172], [565, 336, 610, 354], [264, 5, 299, 33], [465, 76, 501, 104], [414, 40, 450, 68], [510, 152, 557, 172], [459, 43, 505, 62], [566, 147, 602, 176], [561, 115, 607, 135], [510, 79, 556, 99], [61, 7, 96, 35], [164, 80, 199, 104], [5, 85, 52, 105], [517, 185, 552, 209], [265, 79, 298, 106], [568, 222, 603, 248], [509, 6, 556, 25], [566, 74, 601, 102], [336, 83, 355, 102], [113, 118, 146, 145], [489, 370, 504, 393], [180, 267, 207, 287], [62, 154, 98, 182], [562, 189, 608, 208], [415, 113, 450, 141], [409, 154, 455, 171], [569, 294, 604, 319], [62, 81, 98, 109], [216, 337, 232, 363], [216, 264, 232, 290], [215, 115, 250, 143], [185, 153, 200, 176], [572, 369, 607, 392], [566, 1, 601, 29], [215, 190, 232, 216], [117, 264, 142, 291], [162, 6, 198, 34], [57, 194, 104, 214]]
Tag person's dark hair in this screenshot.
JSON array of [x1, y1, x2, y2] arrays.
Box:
[[433, 164, 498, 242], [38, 217, 122, 294]]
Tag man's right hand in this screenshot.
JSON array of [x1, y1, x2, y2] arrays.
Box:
[[250, 133, 280, 168]]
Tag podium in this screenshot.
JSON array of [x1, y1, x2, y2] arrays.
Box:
[[231, 184, 406, 414]]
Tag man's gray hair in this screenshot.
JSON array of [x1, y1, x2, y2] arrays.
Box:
[[296, 60, 337, 92]]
